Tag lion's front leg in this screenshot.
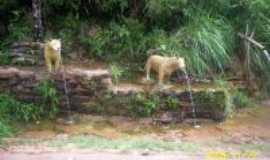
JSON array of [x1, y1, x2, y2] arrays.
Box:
[[45, 55, 52, 73], [145, 61, 151, 81], [158, 67, 165, 86], [54, 55, 61, 73]]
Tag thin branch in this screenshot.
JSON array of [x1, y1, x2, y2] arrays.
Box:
[[238, 33, 265, 49]]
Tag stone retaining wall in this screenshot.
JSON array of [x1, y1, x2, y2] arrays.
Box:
[[0, 66, 232, 121]]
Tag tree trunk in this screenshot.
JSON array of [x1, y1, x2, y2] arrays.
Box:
[[32, 0, 43, 42], [131, 0, 142, 17]]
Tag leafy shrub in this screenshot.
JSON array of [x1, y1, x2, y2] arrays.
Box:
[[110, 64, 126, 84], [128, 94, 159, 117], [144, 0, 187, 29], [145, 0, 187, 17], [80, 18, 147, 61], [43, 0, 129, 19], [214, 79, 234, 116], [0, 93, 39, 142], [44, 14, 83, 56], [165, 96, 180, 110], [144, 29, 174, 56], [0, 51, 11, 65], [8, 20, 32, 42], [0, 120, 13, 143], [136, 13, 234, 78], [0, 80, 59, 141], [1, 0, 270, 96], [233, 90, 254, 108], [95, 0, 129, 14], [6, 12, 32, 43], [34, 80, 59, 119], [0, 94, 42, 122]]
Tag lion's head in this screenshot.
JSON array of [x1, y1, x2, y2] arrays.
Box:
[[48, 39, 61, 53], [177, 57, 185, 69], [170, 56, 185, 70]]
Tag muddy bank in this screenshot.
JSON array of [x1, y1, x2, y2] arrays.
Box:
[[1, 106, 270, 159]]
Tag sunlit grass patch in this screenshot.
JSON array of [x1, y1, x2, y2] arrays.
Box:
[[48, 135, 200, 152]]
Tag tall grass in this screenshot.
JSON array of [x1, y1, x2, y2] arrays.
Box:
[[177, 12, 235, 76], [146, 12, 235, 77]]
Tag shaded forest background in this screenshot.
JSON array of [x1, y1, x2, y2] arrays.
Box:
[[0, 0, 270, 93]]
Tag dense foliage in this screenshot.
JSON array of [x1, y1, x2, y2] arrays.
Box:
[[0, 93, 40, 141], [0, 0, 270, 91], [0, 80, 59, 142]]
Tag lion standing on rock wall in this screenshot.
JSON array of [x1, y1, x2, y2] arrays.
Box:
[[44, 39, 62, 73], [145, 55, 186, 85]]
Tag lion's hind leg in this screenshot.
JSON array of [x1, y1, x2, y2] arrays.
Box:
[[145, 58, 152, 81], [158, 67, 165, 86]]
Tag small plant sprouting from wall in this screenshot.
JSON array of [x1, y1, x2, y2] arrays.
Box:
[[35, 79, 59, 119], [232, 90, 254, 108], [214, 79, 234, 117], [0, 51, 11, 65], [128, 94, 159, 117], [165, 96, 180, 110], [110, 63, 125, 84]]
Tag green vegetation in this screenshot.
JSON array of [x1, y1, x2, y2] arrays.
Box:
[[110, 63, 126, 84], [0, 80, 59, 142], [233, 90, 255, 108], [0, 51, 11, 65], [47, 135, 199, 152], [0, 94, 41, 122], [214, 79, 234, 117], [179, 13, 234, 75], [34, 80, 59, 119], [98, 89, 231, 121], [0, 93, 40, 142], [240, 143, 270, 154], [1, 0, 270, 150], [165, 96, 180, 110], [128, 94, 160, 117], [214, 78, 255, 109], [0, 120, 13, 142], [81, 18, 147, 61], [1, 0, 270, 92]]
